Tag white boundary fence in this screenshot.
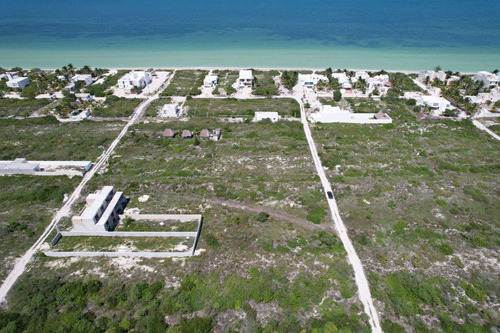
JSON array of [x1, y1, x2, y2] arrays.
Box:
[[45, 214, 204, 258]]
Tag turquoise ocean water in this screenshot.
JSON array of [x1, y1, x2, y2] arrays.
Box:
[[0, 0, 499, 71]]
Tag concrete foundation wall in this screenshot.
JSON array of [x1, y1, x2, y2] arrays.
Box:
[[60, 231, 197, 237], [44, 251, 193, 258], [34, 171, 85, 177], [121, 214, 202, 222]]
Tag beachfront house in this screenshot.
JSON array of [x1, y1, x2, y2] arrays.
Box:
[[71, 186, 126, 232], [160, 104, 180, 118], [331, 73, 352, 89], [474, 71, 500, 88], [417, 95, 451, 112], [238, 70, 253, 88], [310, 105, 392, 124], [298, 74, 328, 89], [6, 76, 30, 89], [72, 74, 93, 86], [366, 74, 391, 94], [204, 75, 218, 88], [118, 71, 152, 89], [355, 71, 370, 81], [254, 111, 280, 123], [418, 70, 446, 83]]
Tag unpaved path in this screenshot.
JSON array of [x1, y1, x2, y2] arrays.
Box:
[[0, 73, 176, 306], [294, 95, 383, 332], [472, 119, 500, 141], [206, 198, 329, 231]]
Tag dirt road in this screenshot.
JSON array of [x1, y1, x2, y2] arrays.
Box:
[[294, 95, 383, 332]]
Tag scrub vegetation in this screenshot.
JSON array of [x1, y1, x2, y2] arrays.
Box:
[[161, 70, 208, 97], [92, 96, 143, 117], [0, 98, 51, 118], [0, 115, 371, 332], [311, 97, 500, 332], [212, 70, 239, 96], [185, 97, 300, 118], [0, 116, 123, 161]]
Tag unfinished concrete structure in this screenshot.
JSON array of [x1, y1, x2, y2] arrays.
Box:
[[49, 211, 203, 258], [0, 159, 40, 175], [71, 186, 126, 231], [0, 159, 92, 176]]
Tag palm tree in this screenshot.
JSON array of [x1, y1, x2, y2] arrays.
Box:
[[81, 65, 92, 75]]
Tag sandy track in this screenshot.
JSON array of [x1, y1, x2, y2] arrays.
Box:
[[294, 96, 383, 332], [206, 198, 329, 231], [472, 120, 500, 141]]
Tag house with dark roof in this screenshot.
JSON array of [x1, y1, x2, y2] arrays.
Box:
[[374, 111, 391, 120], [162, 129, 178, 139], [199, 129, 210, 139], [181, 130, 193, 139]]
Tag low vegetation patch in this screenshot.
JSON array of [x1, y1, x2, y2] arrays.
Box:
[[185, 97, 300, 118], [0, 98, 50, 118], [92, 95, 143, 117], [161, 70, 208, 96]]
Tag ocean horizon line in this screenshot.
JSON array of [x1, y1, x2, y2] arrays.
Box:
[[5, 66, 478, 75]]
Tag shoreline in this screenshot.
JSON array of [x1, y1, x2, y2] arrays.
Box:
[[12, 66, 477, 75]]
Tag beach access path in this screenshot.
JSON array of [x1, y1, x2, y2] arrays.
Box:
[[472, 119, 500, 141], [0, 71, 176, 306]]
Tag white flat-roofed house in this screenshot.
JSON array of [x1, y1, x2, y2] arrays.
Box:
[[254, 111, 280, 123], [330, 73, 350, 88], [474, 71, 500, 89], [238, 70, 253, 88], [72, 74, 93, 86], [118, 71, 152, 89], [204, 75, 218, 88], [355, 71, 370, 81], [311, 105, 392, 124], [366, 74, 391, 94], [71, 186, 126, 232], [417, 95, 451, 112], [160, 104, 180, 118], [298, 74, 328, 88], [6, 76, 30, 89], [477, 92, 500, 103], [418, 70, 447, 83]]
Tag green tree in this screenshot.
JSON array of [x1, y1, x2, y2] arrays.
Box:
[[333, 89, 342, 102], [20, 84, 38, 99], [256, 211, 269, 222]]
